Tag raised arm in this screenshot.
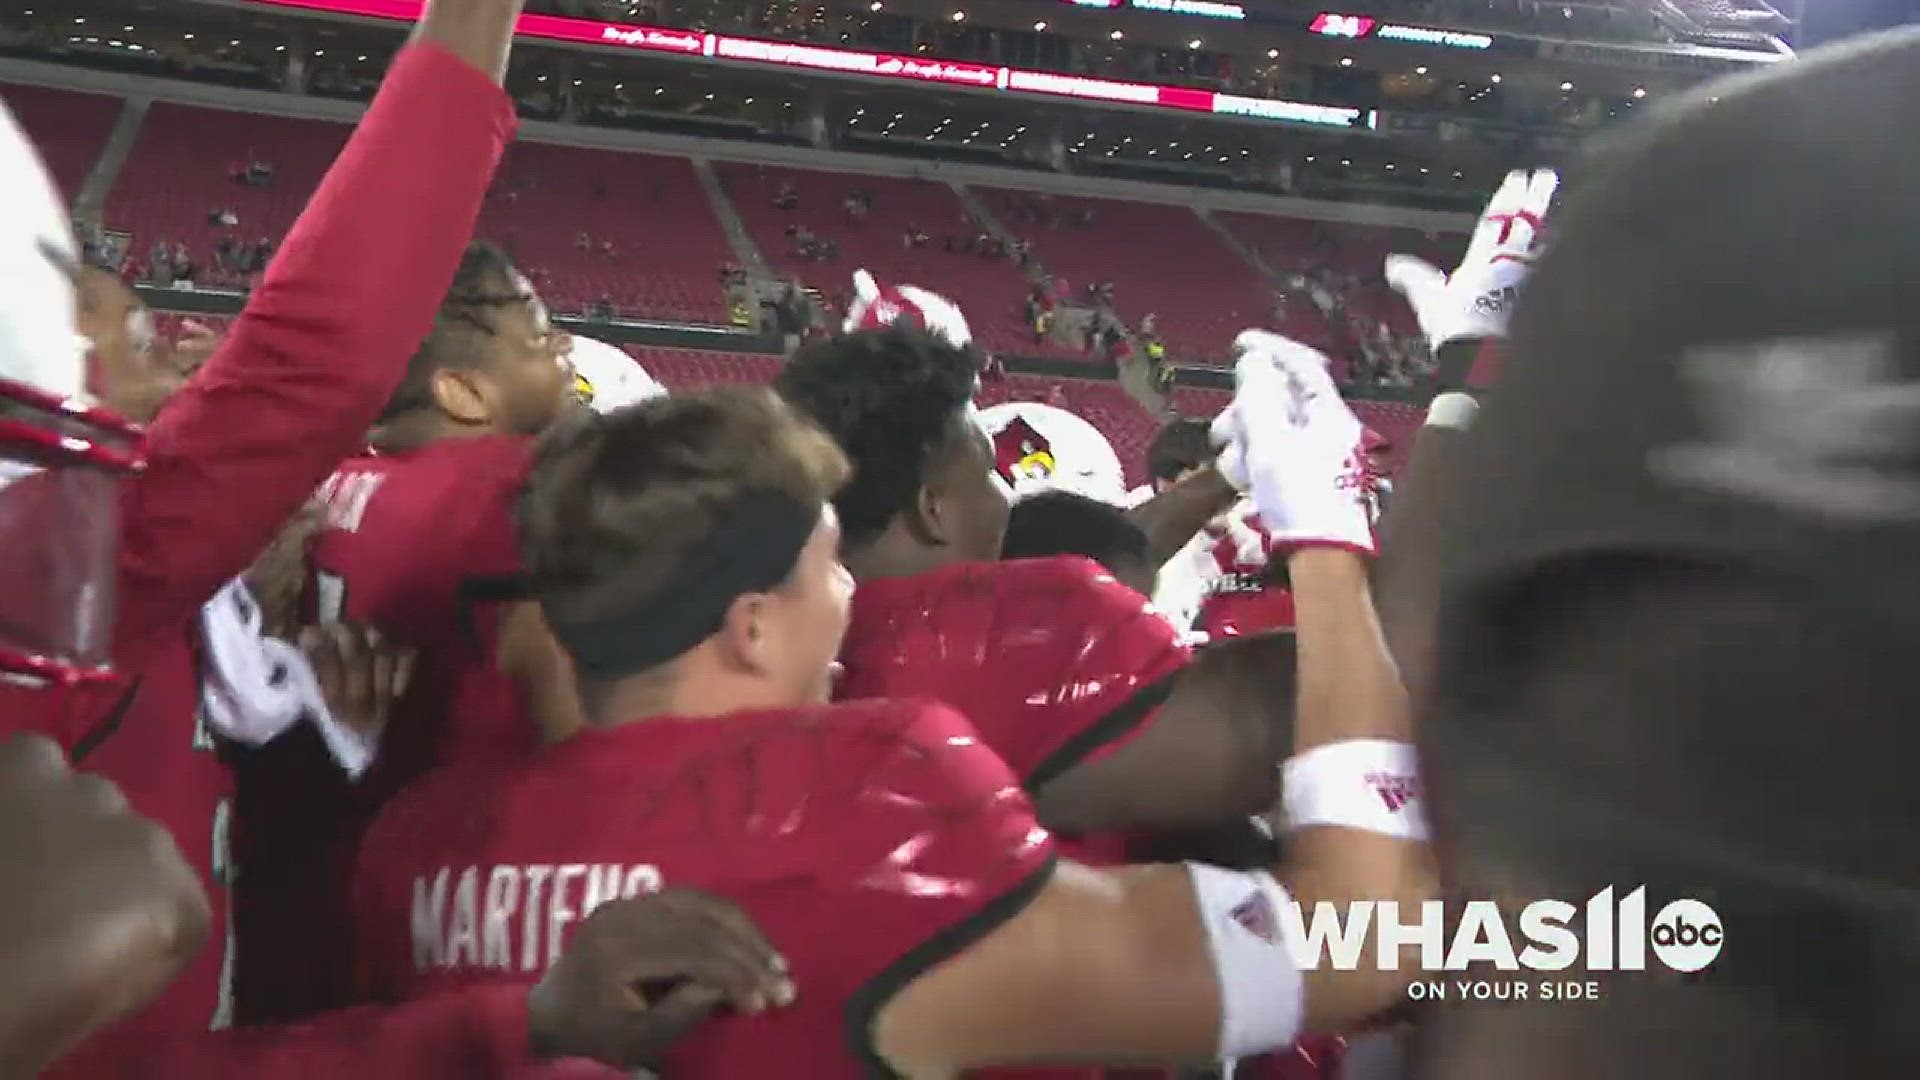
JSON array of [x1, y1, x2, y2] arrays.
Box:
[[113, 0, 525, 667], [871, 340, 1431, 1074]]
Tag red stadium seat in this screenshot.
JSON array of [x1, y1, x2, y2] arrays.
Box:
[[2, 82, 125, 200], [714, 164, 1057, 360]]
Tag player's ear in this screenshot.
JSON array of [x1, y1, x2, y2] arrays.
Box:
[[429, 366, 491, 425], [907, 427, 974, 549], [908, 478, 953, 549], [719, 592, 776, 677]]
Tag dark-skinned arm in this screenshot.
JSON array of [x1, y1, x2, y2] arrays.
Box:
[[1125, 465, 1239, 566]]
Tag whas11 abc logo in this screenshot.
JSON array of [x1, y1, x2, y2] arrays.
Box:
[[1648, 897, 1723, 973], [1279, 887, 1724, 975]]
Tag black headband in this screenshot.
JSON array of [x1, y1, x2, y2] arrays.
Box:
[[550, 491, 819, 679]]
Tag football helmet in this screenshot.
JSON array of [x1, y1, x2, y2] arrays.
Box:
[[977, 401, 1126, 505], [842, 268, 973, 349], [0, 100, 144, 701], [568, 335, 667, 414]]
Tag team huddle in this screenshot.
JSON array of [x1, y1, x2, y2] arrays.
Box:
[[3, 0, 1918, 1076]]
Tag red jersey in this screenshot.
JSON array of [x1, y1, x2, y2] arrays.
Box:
[[836, 557, 1191, 854], [352, 698, 1057, 1077], [7, 42, 538, 1077], [235, 434, 535, 1022], [834, 559, 1188, 1080]]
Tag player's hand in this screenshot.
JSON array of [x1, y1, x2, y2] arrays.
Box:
[[1214, 330, 1374, 556], [0, 735, 210, 1075], [298, 623, 416, 734], [1385, 168, 1558, 349], [528, 889, 795, 1069], [244, 504, 325, 640], [161, 319, 222, 377]]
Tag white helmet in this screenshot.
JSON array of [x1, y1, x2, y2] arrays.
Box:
[[1, 101, 84, 402], [843, 269, 973, 349], [0, 99, 145, 703], [977, 401, 1126, 505], [567, 335, 667, 414]]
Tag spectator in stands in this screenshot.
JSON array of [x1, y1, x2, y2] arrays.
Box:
[[773, 179, 798, 209], [171, 243, 196, 286], [149, 241, 173, 285], [903, 224, 928, 249], [574, 230, 591, 253], [599, 238, 617, 261]]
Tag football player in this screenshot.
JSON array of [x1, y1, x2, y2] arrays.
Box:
[[233, 239, 583, 1022], [0, 3, 789, 1073], [351, 361, 1431, 1073], [776, 328, 1305, 861]]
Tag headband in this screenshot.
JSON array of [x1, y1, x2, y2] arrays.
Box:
[[550, 491, 818, 678]]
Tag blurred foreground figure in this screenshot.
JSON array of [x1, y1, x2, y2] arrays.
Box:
[[1420, 27, 1920, 1080]]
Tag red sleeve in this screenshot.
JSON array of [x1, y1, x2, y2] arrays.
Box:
[[113, 42, 516, 669], [52, 986, 592, 1079], [805, 701, 1057, 1074], [1021, 561, 1193, 789]]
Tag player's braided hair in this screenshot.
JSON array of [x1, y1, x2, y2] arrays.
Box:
[[773, 326, 980, 550], [377, 241, 525, 423]]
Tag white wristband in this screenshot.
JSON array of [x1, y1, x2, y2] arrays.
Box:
[[1185, 863, 1305, 1060], [1282, 739, 1429, 841]]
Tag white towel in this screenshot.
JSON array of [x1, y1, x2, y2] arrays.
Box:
[[198, 578, 381, 777]]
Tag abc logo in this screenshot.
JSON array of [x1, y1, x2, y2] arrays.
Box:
[[1649, 899, 1724, 973]]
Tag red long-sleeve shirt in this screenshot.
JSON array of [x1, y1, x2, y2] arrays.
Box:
[[34, 39, 556, 1077]]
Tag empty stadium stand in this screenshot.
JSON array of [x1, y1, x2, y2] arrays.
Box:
[[983, 187, 1275, 366], [3, 82, 124, 199], [105, 103, 349, 284], [715, 163, 1046, 357], [485, 144, 734, 323]]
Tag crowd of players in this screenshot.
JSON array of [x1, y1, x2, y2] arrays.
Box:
[[1, 0, 1916, 1075]]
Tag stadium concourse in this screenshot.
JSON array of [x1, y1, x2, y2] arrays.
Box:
[[5, 0, 1918, 1075]]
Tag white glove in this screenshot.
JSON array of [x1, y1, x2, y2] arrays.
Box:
[[843, 268, 974, 348], [1385, 168, 1558, 350], [1213, 330, 1375, 556]]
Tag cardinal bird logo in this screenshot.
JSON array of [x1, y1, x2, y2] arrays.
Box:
[[573, 371, 596, 406], [993, 416, 1056, 486]]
